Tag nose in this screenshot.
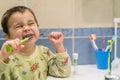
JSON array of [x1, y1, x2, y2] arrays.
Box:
[[23, 25, 31, 33]]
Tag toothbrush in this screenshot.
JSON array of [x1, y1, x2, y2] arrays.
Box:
[[6, 36, 32, 53], [106, 39, 113, 75], [102, 38, 106, 52], [105, 35, 115, 52], [89, 34, 98, 50], [108, 52, 111, 75]]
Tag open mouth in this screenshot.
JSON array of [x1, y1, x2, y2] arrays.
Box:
[[23, 34, 33, 39]]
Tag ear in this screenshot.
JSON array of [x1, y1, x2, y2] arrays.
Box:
[[4, 33, 10, 40]]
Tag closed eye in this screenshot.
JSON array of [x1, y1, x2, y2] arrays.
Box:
[[15, 25, 23, 29], [28, 20, 36, 26], [28, 22, 35, 26]]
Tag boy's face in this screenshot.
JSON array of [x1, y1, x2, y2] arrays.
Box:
[[6, 10, 39, 45]]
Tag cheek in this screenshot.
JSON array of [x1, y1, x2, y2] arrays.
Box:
[[32, 27, 39, 38], [9, 30, 22, 39]]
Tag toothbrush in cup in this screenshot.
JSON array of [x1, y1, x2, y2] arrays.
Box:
[[6, 36, 32, 53]]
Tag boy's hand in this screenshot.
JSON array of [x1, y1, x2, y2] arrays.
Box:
[[0, 38, 24, 61], [48, 32, 65, 53], [48, 32, 64, 45]]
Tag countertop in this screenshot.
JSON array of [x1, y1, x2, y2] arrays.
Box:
[[47, 64, 108, 80]]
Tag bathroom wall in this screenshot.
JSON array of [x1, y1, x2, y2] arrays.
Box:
[[75, 0, 114, 27], [0, 0, 114, 28], [0, 0, 119, 65], [114, 0, 120, 18]]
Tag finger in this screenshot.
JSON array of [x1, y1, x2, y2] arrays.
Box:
[[5, 39, 20, 52], [48, 32, 56, 39], [15, 44, 25, 51]]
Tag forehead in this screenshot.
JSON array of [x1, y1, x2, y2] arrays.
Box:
[[10, 10, 34, 18], [8, 10, 35, 25]]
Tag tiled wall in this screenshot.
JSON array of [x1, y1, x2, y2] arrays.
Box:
[[0, 27, 120, 65]]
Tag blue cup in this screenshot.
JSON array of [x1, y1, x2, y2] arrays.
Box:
[[95, 49, 108, 69]]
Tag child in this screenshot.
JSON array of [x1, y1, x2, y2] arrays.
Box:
[[0, 6, 71, 80]]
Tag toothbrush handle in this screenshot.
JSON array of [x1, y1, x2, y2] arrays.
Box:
[[6, 37, 30, 53], [108, 53, 111, 75], [6, 45, 13, 53]]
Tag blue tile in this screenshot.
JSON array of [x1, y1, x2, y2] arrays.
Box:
[[36, 39, 55, 51], [117, 28, 120, 36], [0, 30, 4, 38], [0, 40, 6, 48], [117, 38, 120, 58], [63, 38, 73, 59], [74, 28, 92, 36], [40, 28, 72, 38], [74, 27, 114, 36], [74, 38, 96, 64]]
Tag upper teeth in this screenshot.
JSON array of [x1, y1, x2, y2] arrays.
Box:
[[23, 34, 33, 39]]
